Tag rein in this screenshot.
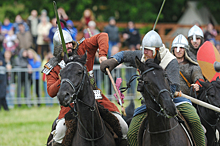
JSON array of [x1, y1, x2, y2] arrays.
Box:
[[144, 84, 172, 118], [120, 74, 140, 93], [120, 68, 155, 93], [147, 121, 179, 134], [121, 67, 173, 118], [139, 67, 179, 135], [62, 61, 105, 146], [140, 67, 173, 118]]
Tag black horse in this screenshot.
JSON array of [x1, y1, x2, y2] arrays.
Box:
[[195, 78, 220, 146], [57, 53, 117, 146], [135, 57, 192, 146]]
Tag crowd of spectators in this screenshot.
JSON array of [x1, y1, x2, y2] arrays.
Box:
[[0, 8, 78, 109], [0, 8, 219, 110]]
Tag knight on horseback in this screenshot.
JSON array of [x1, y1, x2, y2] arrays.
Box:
[[170, 34, 206, 145], [42, 29, 128, 146], [187, 25, 220, 145], [171, 34, 205, 96], [100, 30, 206, 146]]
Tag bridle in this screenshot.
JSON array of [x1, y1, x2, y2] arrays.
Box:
[[139, 67, 173, 118], [122, 67, 174, 118], [139, 67, 179, 134], [60, 61, 105, 146], [61, 62, 87, 99]]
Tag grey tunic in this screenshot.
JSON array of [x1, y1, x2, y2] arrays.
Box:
[[179, 60, 204, 95]]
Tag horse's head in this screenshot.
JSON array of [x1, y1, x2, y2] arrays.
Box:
[[199, 77, 220, 108], [57, 53, 88, 107], [135, 57, 177, 118]]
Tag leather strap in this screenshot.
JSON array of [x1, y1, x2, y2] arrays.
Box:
[[179, 71, 191, 88]]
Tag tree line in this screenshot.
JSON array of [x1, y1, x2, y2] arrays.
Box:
[[0, 0, 220, 24]]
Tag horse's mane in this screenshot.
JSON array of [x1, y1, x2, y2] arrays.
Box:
[[65, 55, 85, 65], [145, 59, 163, 71], [144, 59, 171, 88], [211, 79, 220, 89]]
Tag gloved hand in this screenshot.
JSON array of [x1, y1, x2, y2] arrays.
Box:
[[100, 58, 119, 74]]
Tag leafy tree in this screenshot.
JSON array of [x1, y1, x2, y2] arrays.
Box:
[[0, 0, 219, 24], [198, 0, 220, 24]]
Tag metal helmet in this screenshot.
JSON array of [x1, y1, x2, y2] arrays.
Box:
[[141, 30, 163, 56], [171, 34, 198, 65], [53, 29, 77, 57], [188, 25, 204, 42], [171, 34, 189, 53]]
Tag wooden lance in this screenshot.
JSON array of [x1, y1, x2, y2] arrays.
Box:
[[106, 68, 126, 116], [87, 28, 126, 116], [174, 91, 220, 113]]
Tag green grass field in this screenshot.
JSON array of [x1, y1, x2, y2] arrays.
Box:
[[0, 105, 60, 146], [0, 99, 142, 146]]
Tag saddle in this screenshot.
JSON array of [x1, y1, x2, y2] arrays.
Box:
[[176, 111, 196, 146], [46, 101, 123, 146], [137, 110, 196, 146]]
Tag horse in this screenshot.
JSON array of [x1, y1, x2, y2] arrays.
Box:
[[57, 53, 117, 146], [135, 57, 192, 146], [195, 78, 220, 146]]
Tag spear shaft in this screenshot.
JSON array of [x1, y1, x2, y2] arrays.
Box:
[[53, 1, 68, 57], [153, 0, 166, 30]]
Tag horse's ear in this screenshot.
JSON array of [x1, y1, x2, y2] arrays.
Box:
[[216, 77, 220, 84], [63, 53, 68, 63], [81, 51, 87, 65], [154, 50, 161, 65], [135, 56, 143, 70]]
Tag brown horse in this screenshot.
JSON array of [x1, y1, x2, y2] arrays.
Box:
[[57, 53, 116, 146], [135, 57, 191, 146]]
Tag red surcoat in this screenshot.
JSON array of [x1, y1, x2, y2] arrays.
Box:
[[46, 33, 120, 119]]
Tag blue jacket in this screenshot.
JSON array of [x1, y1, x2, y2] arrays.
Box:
[[48, 26, 57, 43], [28, 58, 41, 80]]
